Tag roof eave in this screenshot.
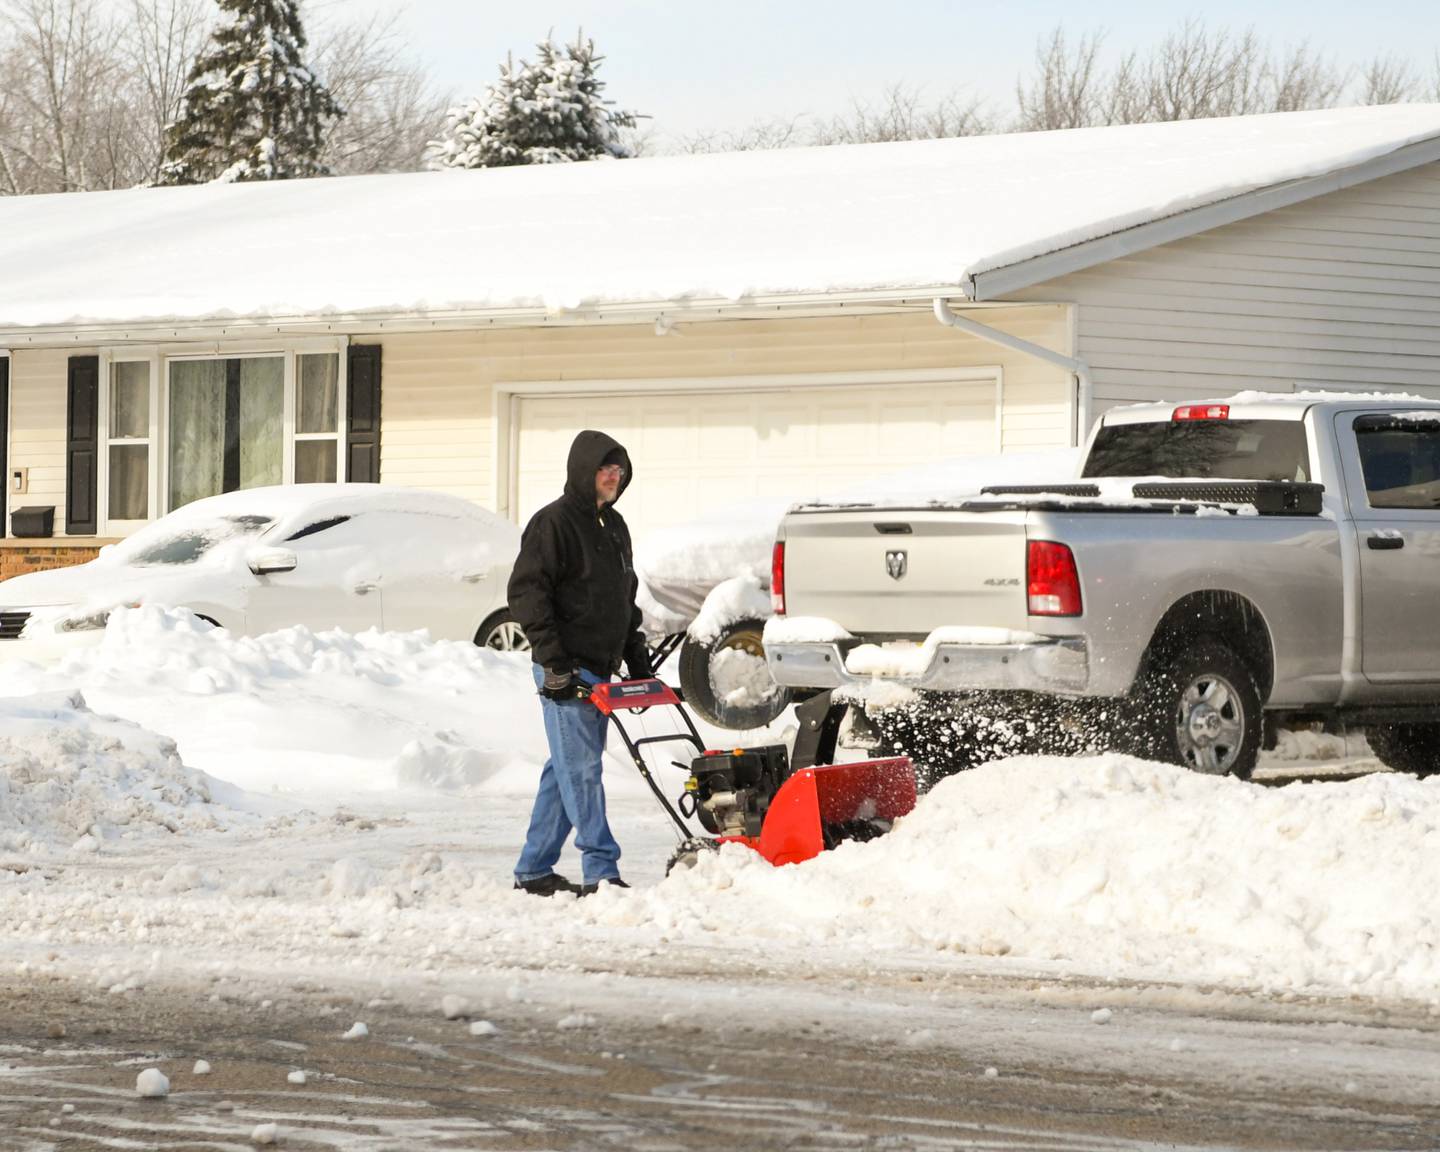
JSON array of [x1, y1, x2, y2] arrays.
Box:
[[0, 285, 990, 348], [969, 134, 1440, 302]]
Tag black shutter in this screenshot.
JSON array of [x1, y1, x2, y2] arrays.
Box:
[[66, 355, 99, 535], [0, 356, 8, 539], [346, 344, 381, 483]]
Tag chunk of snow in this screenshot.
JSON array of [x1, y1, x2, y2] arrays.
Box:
[[441, 994, 469, 1020], [250, 1123, 282, 1145], [192, 1060, 212, 1075], [342, 1022, 368, 1040], [135, 1068, 170, 1097], [469, 1020, 498, 1037], [1091, 1009, 1113, 1025], [556, 1012, 595, 1031], [286, 1070, 306, 1085]]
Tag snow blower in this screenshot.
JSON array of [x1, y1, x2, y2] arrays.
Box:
[[589, 680, 917, 872]]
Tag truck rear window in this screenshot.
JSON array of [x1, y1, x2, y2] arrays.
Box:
[[1082, 420, 1311, 482]]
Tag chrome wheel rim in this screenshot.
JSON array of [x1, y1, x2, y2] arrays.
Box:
[[485, 621, 530, 652], [1175, 672, 1245, 774]]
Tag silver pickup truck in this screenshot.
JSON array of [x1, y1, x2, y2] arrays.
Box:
[[764, 395, 1440, 781]]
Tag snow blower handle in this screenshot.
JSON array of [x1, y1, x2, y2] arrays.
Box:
[[590, 679, 706, 841]]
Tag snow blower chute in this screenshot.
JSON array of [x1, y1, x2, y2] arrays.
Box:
[[589, 680, 916, 871]]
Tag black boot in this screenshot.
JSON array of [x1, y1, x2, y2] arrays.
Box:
[[514, 873, 581, 897], [579, 877, 630, 897]]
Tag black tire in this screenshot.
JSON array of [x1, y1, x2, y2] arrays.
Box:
[[1127, 638, 1262, 780], [677, 618, 790, 730], [1366, 724, 1440, 778], [476, 609, 529, 653]]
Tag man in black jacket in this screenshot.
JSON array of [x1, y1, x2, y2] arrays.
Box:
[[507, 430, 653, 897]]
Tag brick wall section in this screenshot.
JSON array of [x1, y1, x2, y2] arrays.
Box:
[[0, 544, 108, 581]]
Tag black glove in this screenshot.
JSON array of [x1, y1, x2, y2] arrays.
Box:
[[541, 666, 582, 701], [625, 651, 655, 681]]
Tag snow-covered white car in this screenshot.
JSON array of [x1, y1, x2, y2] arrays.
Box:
[[0, 485, 525, 657]]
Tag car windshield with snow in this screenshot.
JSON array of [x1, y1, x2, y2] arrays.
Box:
[[123, 514, 276, 567]]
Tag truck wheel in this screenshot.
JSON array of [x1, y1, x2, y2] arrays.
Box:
[[1366, 724, 1440, 778], [678, 619, 790, 730], [1130, 639, 1262, 780]]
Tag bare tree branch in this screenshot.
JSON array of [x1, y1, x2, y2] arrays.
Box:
[[1016, 28, 1103, 131], [310, 11, 450, 174]]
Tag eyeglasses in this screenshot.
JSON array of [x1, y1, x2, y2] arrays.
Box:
[[597, 464, 626, 478]]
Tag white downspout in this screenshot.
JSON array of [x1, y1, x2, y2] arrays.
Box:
[[932, 298, 1093, 446]]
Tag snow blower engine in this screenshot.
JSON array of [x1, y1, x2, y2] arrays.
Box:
[[589, 679, 917, 871]]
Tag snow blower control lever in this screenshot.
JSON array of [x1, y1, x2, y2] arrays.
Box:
[[590, 679, 918, 870]]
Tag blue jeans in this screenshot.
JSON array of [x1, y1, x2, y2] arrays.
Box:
[[515, 665, 623, 886]]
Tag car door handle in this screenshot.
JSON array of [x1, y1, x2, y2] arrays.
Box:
[[1367, 533, 1405, 550]]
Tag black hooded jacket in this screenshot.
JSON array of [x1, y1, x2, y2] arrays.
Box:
[[506, 430, 649, 677]]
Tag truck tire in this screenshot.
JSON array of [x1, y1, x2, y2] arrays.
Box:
[[678, 618, 790, 730], [1129, 639, 1262, 780], [1365, 724, 1440, 778]]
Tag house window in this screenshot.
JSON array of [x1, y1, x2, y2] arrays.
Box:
[[107, 360, 151, 522], [295, 353, 340, 483], [98, 343, 346, 531], [163, 349, 342, 512]]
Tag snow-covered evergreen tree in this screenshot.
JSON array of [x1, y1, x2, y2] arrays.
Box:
[[159, 0, 341, 184], [428, 34, 639, 169]]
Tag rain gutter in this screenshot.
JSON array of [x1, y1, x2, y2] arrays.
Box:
[[932, 298, 1093, 446]]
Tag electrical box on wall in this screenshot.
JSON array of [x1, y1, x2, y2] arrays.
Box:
[[11, 467, 27, 495]]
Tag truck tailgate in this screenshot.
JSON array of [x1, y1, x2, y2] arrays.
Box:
[[781, 509, 1031, 634]]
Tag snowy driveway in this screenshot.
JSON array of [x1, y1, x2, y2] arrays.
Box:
[[0, 607, 1436, 1018]]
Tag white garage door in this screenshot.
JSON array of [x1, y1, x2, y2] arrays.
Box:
[[512, 375, 999, 541]]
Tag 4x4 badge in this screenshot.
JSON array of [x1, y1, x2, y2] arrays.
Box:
[[885, 550, 908, 580]]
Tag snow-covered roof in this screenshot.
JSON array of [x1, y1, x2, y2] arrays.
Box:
[[4, 105, 1440, 332]]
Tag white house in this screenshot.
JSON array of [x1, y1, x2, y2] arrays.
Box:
[[4, 103, 1440, 577]]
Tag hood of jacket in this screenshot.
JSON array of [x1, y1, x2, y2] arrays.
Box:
[[564, 429, 633, 509]]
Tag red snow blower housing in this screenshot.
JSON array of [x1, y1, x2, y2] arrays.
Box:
[[590, 680, 916, 871]]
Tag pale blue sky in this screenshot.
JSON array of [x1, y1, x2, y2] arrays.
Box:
[[317, 1, 1438, 144]]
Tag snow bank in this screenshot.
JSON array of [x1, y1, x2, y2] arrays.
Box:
[[0, 690, 243, 853], [650, 755, 1440, 999], [0, 606, 554, 796], [2, 603, 1431, 1009]]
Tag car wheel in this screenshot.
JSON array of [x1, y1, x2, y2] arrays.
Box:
[[1366, 723, 1440, 778], [476, 609, 529, 653], [678, 618, 790, 730], [1128, 638, 1262, 780]]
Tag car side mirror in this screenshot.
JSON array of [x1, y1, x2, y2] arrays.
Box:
[[248, 547, 298, 576]]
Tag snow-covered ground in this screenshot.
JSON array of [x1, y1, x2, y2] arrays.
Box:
[[1, 607, 1435, 1031]]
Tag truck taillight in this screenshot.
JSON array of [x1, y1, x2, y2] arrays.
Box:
[[1172, 404, 1230, 421], [1027, 541, 1082, 617], [771, 541, 786, 615]]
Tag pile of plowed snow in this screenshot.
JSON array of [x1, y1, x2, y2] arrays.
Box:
[[631, 755, 1440, 999], [0, 606, 556, 796], [0, 691, 249, 854]]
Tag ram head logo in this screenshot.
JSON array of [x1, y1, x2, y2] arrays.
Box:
[[885, 550, 908, 580]]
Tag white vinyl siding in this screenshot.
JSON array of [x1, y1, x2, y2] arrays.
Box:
[[511, 372, 1002, 540], [1007, 161, 1440, 418], [3, 309, 1076, 533], [374, 306, 1074, 517], [7, 348, 88, 536]]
